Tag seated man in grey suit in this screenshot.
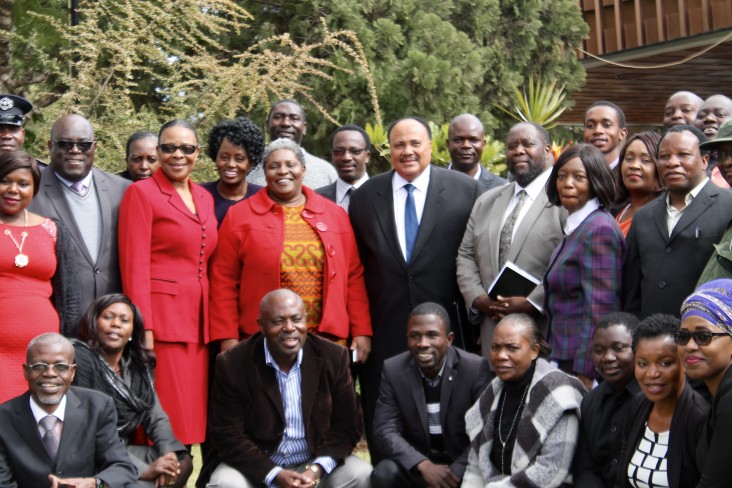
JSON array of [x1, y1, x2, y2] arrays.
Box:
[[201, 289, 371, 488], [447, 114, 505, 193], [0, 333, 138, 488], [29, 114, 131, 319], [316, 124, 370, 212], [371, 303, 490, 488]]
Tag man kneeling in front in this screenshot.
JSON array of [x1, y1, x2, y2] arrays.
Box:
[[200, 289, 371, 488]]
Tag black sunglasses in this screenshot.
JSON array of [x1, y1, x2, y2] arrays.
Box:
[[25, 362, 73, 374], [54, 140, 94, 152], [674, 329, 729, 346], [159, 144, 198, 155]]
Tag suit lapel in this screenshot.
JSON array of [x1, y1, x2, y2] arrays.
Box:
[[42, 174, 94, 265], [438, 348, 458, 427], [669, 182, 714, 242], [10, 393, 52, 465], [370, 173, 405, 268], [56, 389, 84, 467], [154, 171, 202, 223], [652, 196, 671, 243], [300, 342, 322, 429], [255, 342, 285, 422], [411, 167, 446, 263], [489, 185, 515, 271], [92, 169, 113, 261], [407, 359, 429, 439]]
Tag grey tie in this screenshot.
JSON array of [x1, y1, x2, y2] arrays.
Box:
[[498, 190, 527, 269], [40, 415, 60, 462]]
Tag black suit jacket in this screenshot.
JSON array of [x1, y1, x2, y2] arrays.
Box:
[[616, 384, 708, 488], [201, 333, 362, 486], [0, 387, 139, 488], [477, 168, 505, 194], [372, 347, 490, 478], [623, 181, 732, 318], [349, 166, 480, 444], [29, 167, 131, 313]]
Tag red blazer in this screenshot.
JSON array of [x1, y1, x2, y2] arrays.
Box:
[[119, 170, 218, 343], [209, 186, 371, 340]]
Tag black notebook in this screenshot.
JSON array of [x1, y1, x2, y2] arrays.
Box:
[[487, 261, 541, 300]]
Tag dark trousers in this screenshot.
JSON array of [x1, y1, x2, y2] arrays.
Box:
[[371, 459, 428, 488]]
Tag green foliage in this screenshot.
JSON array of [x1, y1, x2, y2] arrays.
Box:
[[495, 77, 569, 129]]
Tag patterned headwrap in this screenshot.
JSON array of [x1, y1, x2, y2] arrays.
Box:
[[681, 279, 732, 336]]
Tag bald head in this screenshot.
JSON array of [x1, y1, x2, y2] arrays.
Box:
[[663, 91, 703, 130], [48, 114, 96, 181], [50, 114, 94, 140], [259, 289, 304, 318], [448, 113, 486, 172], [26, 333, 73, 363]]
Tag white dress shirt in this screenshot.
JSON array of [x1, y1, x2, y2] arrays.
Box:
[[392, 166, 430, 261], [30, 394, 67, 437], [665, 177, 709, 237], [564, 198, 601, 235], [500, 168, 552, 241], [335, 174, 369, 212]]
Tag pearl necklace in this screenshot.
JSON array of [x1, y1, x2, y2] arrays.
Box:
[[497, 383, 529, 475], [1, 209, 29, 267]]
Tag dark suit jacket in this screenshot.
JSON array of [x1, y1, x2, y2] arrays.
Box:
[[477, 168, 505, 194], [315, 182, 337, 202], [616, 384, 708, 488], [624, 181, 732, 318], [696, 365, 732, 487], [0, 387, 139, 488], [348, 166, 480, 437], [202, 333, 362, 485], [372, 347, 490, 478], [29, 167, 131, 313]]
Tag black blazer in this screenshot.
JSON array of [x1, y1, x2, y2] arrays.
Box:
[[349, 166, 480, 437], [696, 365, 732, 487], [0, 387, 139, 488], [315, 182, 337, 202], [616, 384, 708, 488], [476, 168, 506, 194], [623, 181, 732, 318], [372, 347, 490, 478]]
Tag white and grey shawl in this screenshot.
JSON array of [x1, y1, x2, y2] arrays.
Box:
[[462, 358, 585, 488]]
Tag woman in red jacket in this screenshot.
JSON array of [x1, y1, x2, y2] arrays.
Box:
[[209, 138, 372, 360], [118, 119, 217, 446]]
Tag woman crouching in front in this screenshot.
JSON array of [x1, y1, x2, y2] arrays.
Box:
[[462, 314, 585, 487]]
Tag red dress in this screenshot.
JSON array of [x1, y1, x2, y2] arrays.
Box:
[[0, 219, 59, 403], [119, 171, 217, 445]]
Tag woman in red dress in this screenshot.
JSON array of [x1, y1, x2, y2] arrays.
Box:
[[0, 150, 79, 402], [118, 120, 217, 445]]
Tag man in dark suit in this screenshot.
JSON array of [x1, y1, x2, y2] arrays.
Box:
[[201, 289, 371, 488], [29, 114, 131, 319], [624, 124, 732, 318], [316, 124, 370, 212], [370, 303, 490, 487], [0, 333, 138, 488], [349, 116, 481, 459], [447, 114, 505, 193], [457, 121, 566, 360]]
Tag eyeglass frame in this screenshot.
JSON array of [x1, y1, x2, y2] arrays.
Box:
[[158, 143, 199, 155], [24, 362, 74, 374], [331, 147, 368, 157], [53, 140, 95, 153], [673, 329, 730, 346]]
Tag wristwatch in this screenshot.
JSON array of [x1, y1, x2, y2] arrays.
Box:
[[305, 464, 322, 484], [95, 479, 106, 488]]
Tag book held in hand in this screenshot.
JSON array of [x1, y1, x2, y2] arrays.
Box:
[[487, 261, 541, 300]]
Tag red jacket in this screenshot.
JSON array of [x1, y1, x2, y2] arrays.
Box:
[[209, 186, 372, 340], [119, 170, 218, 343]]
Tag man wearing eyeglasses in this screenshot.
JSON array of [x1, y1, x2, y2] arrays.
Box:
[[29, 114, 131, 318], [0, 333, 138, 488], [316, 125, 370, 212]]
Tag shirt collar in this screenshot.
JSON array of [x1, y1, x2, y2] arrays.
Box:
[[447, 163, 482, 181], [517, 167, 552, 200], [335, 174, 369, 201], [54, 170, 93, 191], [564, 197, 601, 235], [665, 177, 709, 209], [392, 165, 431, 193], [30, 393, 67, 423], [608, 158, 619, 171], [263, 337, 304, 373], [418, 355, 448, 386]]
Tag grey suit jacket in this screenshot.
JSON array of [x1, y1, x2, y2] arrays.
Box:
[[0, 388, 139, 488], [623, 181, 732, 318], [315, 182, 337, 202], [456, 180, 566, 334], [29, 167, 131, 313], [372, 347, 490, 478]]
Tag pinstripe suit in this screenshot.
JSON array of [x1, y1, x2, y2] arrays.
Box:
[[543, 208, 625, 378]]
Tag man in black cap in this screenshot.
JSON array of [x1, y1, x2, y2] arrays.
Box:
[[0, 93, 32, 153]]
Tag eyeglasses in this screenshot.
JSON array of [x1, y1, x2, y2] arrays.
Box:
[[158, 144, 198, 155], [331, 147, 367, 157], [54, 140, 94, 152], [25, 362, 73, 374], [674, 329, 729, 346]]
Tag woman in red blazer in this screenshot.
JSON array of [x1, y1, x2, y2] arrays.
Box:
[[209, 137, 372, 360], [118, 119, 218, 445]]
